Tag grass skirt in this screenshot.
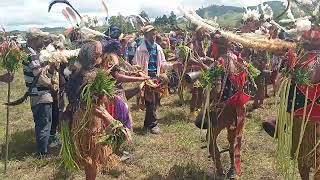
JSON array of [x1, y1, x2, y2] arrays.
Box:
[[71, 107, 119, 172]]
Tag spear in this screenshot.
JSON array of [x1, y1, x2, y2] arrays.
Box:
[[2, 48, 13, 174], [0, 31, 25, 173], [4, 75, 11, 173]]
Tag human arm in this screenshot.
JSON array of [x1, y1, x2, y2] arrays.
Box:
[[113, 71, 148, 83], [31, 59, 56, 90], [159, 47, 183, 72]]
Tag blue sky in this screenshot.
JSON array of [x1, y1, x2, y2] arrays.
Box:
[[0, 0, 273, 31]]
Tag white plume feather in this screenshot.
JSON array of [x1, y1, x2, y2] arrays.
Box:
[[261, 3, 273, 20], [80, 27, 106, 39], [287, 8, 295, 21], [243, 8, 260, 21], [60, 49, 80, 59], [129, 18, 135, 29], [63, 67, 72, 77], [301, 0, 313, 5], [296, 19, 312, 32], [39, 49, 52, 63]]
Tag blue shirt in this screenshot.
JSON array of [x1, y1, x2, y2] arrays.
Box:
[[145, 41, 158, 77]]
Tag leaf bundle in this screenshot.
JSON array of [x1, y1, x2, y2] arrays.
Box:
[[98, 120, 129, 151], [200, 65, 224, 87], [60, 121, 79, 171]]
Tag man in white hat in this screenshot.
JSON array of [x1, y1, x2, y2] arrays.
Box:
[[24, 28, 60, 156], [133, 25, 182, 134]]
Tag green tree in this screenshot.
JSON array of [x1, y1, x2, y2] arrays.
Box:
[[168, 11, 177, 26], [161, 15, 169, 24]]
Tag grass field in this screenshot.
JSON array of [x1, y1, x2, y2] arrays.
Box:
[[0, 71, 293, 179]]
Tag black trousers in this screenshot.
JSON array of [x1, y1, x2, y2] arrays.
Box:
[[31, 103, 52, 154], [51, 98, 59, 135], [144, 90, 160, 129], [50, 89, 65, 135]]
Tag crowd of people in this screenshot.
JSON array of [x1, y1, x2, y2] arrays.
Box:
[[2, 1, 320, 180]]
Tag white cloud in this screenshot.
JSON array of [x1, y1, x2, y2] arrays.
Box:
[[0, 0, 275, 31]]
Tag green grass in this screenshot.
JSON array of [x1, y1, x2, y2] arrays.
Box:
[[0, 71, 295, 179]]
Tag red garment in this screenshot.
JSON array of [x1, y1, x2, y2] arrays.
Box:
[[107, 102, 116, 119], [287, 49, 297, 69], [295, 84, 320, 121], [219, 55, 250, 174], [218, 57, 224, 66], [211, 42, 219, 59], [225, 71, 251, 107], [225, 71, 248, 175], [238, 54, 244, 63], [286, 51, 320, 121], [294, 52, 320, 120], [302, 29, 320, 40], [300, 53, 317, 68]]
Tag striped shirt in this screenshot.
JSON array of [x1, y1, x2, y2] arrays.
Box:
[[145, 41, 158, 77], [23, 51, 54, 107]]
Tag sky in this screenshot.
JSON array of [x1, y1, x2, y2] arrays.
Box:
[[0, 0, 271, 31]]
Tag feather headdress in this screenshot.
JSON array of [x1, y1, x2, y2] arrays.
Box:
[[179, 7, 296, 52], [242, 7, 260, 22]]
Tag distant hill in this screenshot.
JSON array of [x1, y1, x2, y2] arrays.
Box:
[[41, 27, 66, 34], [197, 1, 286, 18], [196, 1, 286, 28], [8, 27, 66, 37], [196, 5, 244, 18]]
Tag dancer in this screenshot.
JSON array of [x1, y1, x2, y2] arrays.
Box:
[[188, 26, 210, 117], [100, 36, 149, 130], [65, 41, 130, 180]]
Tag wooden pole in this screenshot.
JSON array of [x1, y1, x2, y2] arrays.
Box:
[[4, 81, 11, 173]]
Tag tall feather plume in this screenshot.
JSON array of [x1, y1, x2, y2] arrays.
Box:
[[137, 15, 147, 25], [101, 0, 109, 17], [66, 7, 79, 24], [80, 27, 107, 38], [62, 9, 72, 25], [129, 17, 135, 29], [48, 0, 82, 18], [287, 6, 295, 21]]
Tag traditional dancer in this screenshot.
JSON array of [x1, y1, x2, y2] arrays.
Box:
[[264, 28, 320, 180], [64, 41, 130, 180], [196, 35, 255, 178], [188, 26, 210, 117], [100, 36, 149, 130]]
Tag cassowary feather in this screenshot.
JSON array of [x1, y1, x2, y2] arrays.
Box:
[[48, 0, 82, 18]]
